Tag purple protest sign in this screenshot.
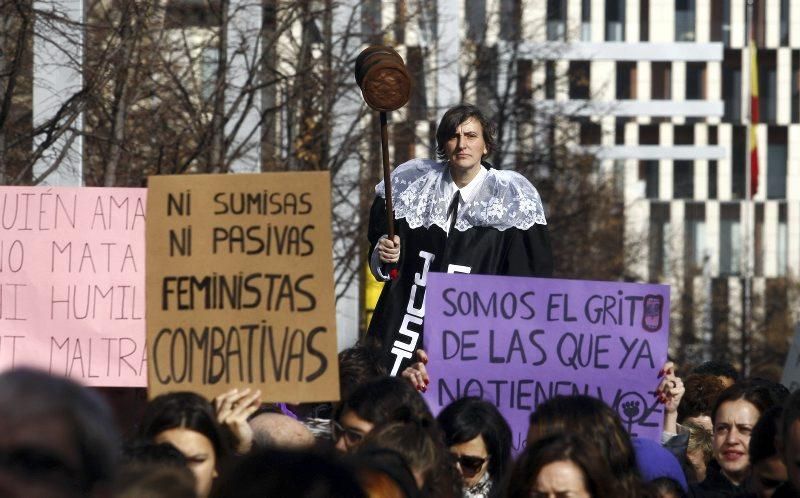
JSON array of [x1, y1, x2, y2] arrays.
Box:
[[422, 273, 669, 454]]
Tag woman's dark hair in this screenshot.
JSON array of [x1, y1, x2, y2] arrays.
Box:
[[505, 433, 621, 498], [435, 104, 497, 161], [710, 381, 779, 424], [437, 397, 512, 487], [692, 360, 739, 382], [648, 477, 688, 498], [677, 374, 727, 423], [349, 448, 422, 498], [211, 449, 366, 498], [336, 376, 432, 425], [138, 392, 229, 463], [360, 420, 461, 498], [528, 395, 643, 497], [749, 405, 783, 465]]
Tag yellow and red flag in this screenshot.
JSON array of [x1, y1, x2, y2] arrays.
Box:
[[749, 34, 759, 197]]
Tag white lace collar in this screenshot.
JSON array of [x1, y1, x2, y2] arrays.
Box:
[[375, 158, 547, 232], [444, 165, 489, 205]]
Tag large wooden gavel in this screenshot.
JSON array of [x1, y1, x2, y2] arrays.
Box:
[[355, 46, 411, 279]]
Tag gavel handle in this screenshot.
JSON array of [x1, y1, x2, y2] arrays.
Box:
[[380, 111, 398, 280]]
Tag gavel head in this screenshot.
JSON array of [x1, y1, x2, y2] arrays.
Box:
[[354, 45, 412, 112]]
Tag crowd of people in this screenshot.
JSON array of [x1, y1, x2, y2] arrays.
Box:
[[1, 347, 798, 498]]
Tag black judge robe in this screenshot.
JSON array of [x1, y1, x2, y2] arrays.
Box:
[[366, 159, 553, 375]]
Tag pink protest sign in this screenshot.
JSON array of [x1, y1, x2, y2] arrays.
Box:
[[0, 187, 146, 386], [422, 273, 669, 454]]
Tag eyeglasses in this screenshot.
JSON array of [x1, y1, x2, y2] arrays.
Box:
[[453, 453, 488, 478], [331, 421, 366, 447]]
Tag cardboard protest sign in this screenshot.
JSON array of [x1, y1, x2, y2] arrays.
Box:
[[423, 273, 669, 453], [781, 323, 800, 391], [0, 187, 147, 386], [146, 172, 339, 401]]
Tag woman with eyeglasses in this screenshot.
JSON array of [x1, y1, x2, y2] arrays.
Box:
[[332, 377, 432, 453], [436, 397, 511, 498]]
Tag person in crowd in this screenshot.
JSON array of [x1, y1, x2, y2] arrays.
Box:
[[112, 461, 196, 498], [691, 381, 778, 497], [359, 420, 461, 498], [648, 477, 689, 498], [527, 394, 646, 497], [0, 369, 120, 498], [749, 406, 787, 498], [211, 387, 262, 454], [773, 389, 800, 498], [300, 344, 389, 440], [333, 376, 432, 453], [684, 421, 715, 483], [349, 448, 422, 498], [367, 103, 553, 375], [436, 397, 511, 498], [248, 411, 315, 450], [506, 433, 623, 498], [211, 449, 366, 498], [678, 374, 728, 433], [632, 437, 689, 493], [693, 361, 739, 389], [138, 392, 230, 498]]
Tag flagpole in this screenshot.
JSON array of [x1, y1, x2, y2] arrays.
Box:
[[743, 0, 754, 377]]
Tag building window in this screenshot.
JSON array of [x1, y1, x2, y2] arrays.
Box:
[[754, 203, 764, 276], [547, 0, 567, 41], [759, 50, 777, 123], [731, 126, 746, 199], [651, 62, 671, 100], [676, 0, 696, 41], [722, 49, 741, 121], [674, 161, 694, 199], [500, 0, 521, 41], [545, 61, 556, 99], [708, 161, 718, 199], [407, 46, 427, 121], [781, 0, 790, 45], [777, 203, 788, 276], [579, 120, 602, 145], [615, 117, 626, 145], [719, 203, 741, 275], [466, 0, 487, 42], [710, 0, 731, 44], [649, 203, 671, 281], [767, 126, 787, 199], [754, 0, 766, 46], [581, 0, 591, 40], [569, 61, 591, 99], [684, 203, 706, 274], [711, 278, 730, 348], [394, 0, 407, 43], [476, 45, 497, 106], [361, 0, 382, 44], [708, 125, 718, 199], [605, 0, 625, 41], [686, 62, 705, 99], [640, 160, 659, 198], [517, 59, 533, 100], [616, 61, 636, 99], [640, 0, 649, 41], [792, 51, 800, 123]]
